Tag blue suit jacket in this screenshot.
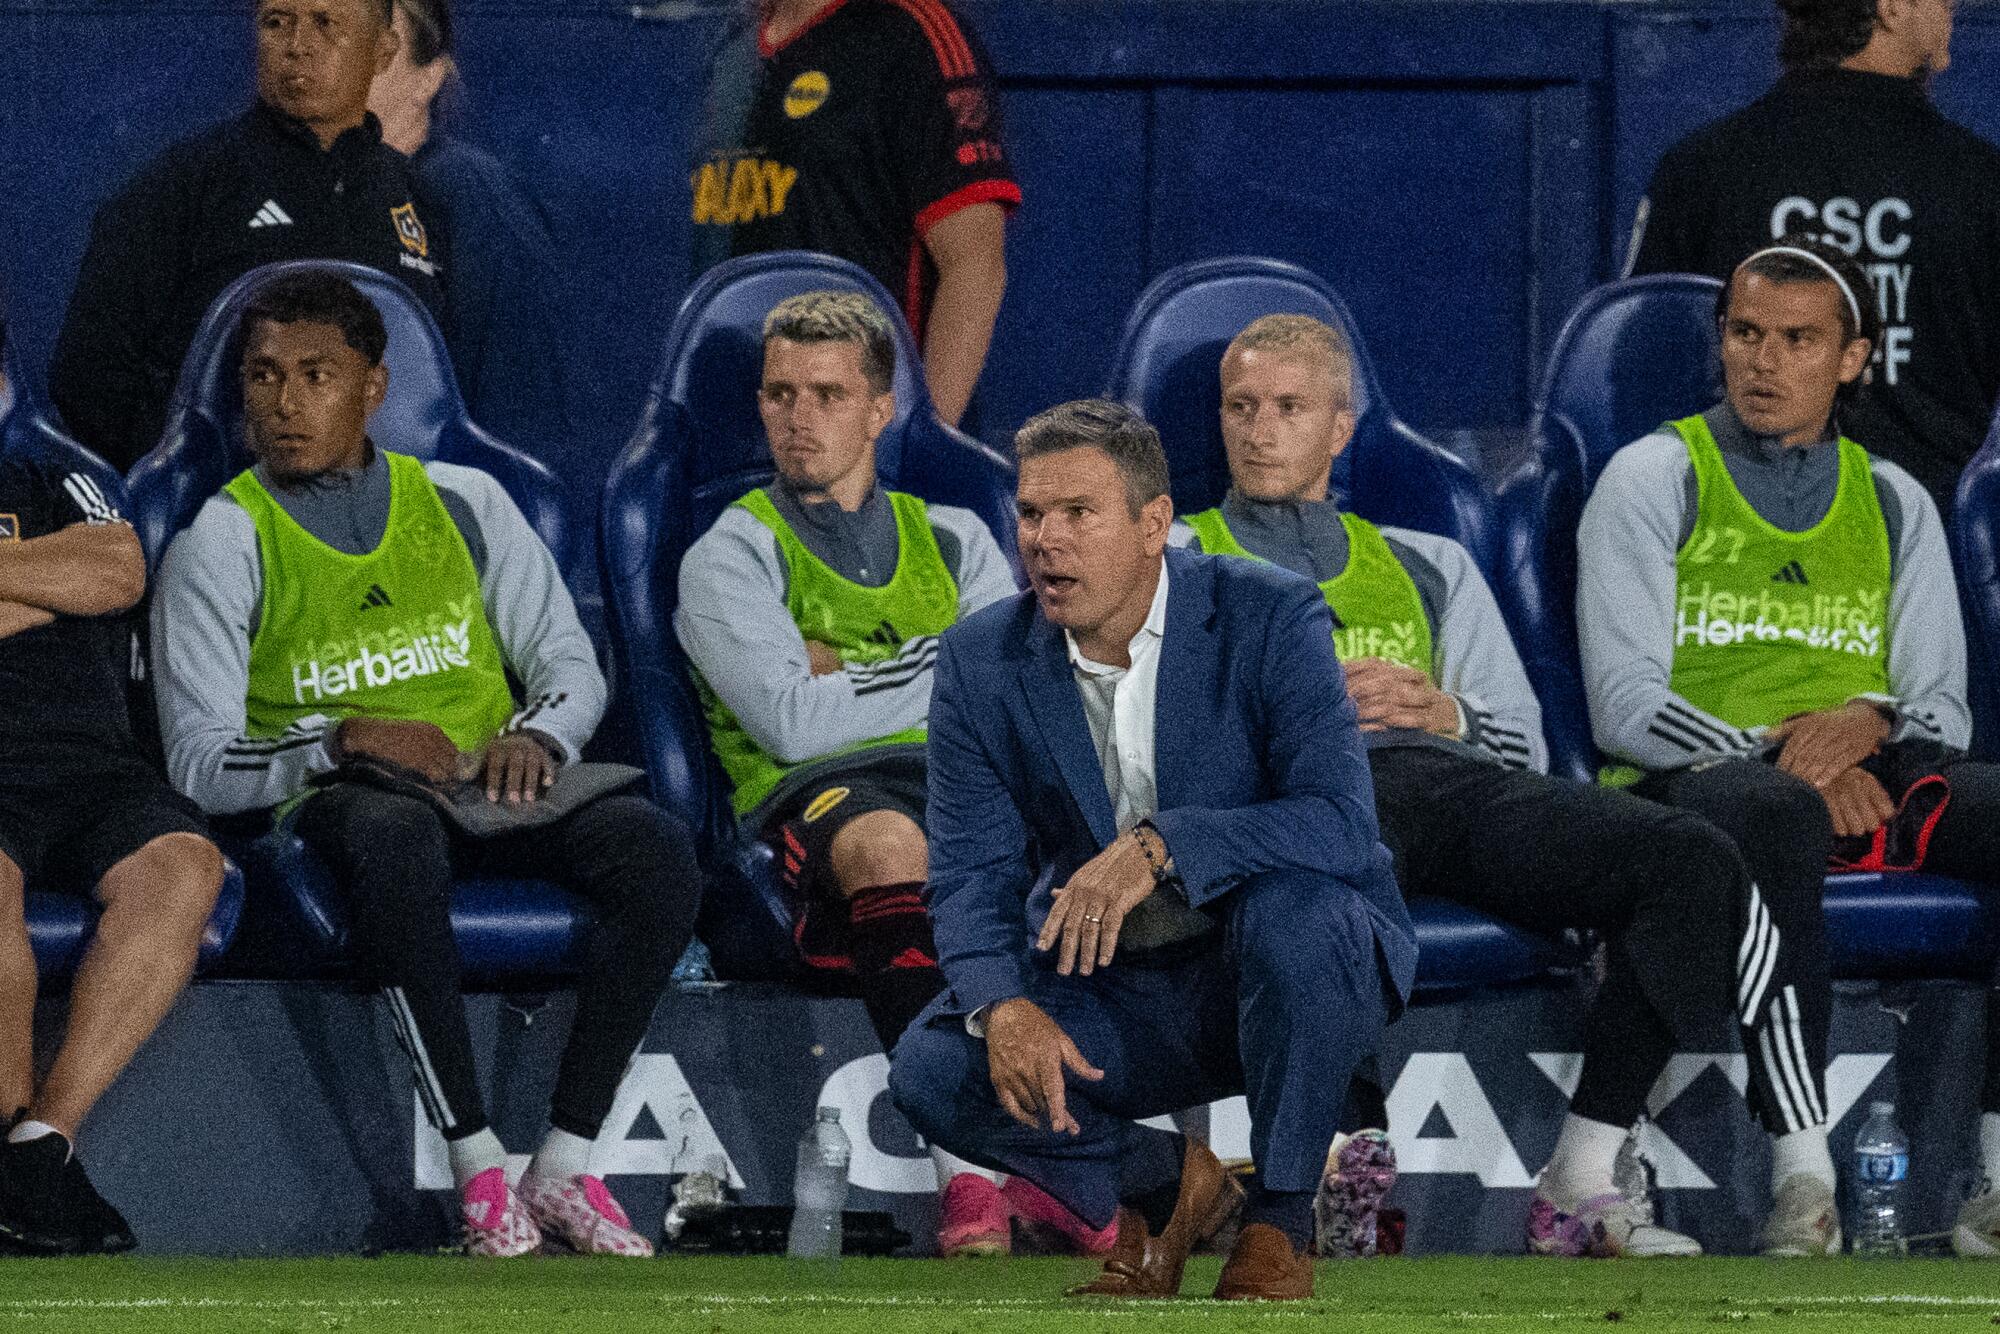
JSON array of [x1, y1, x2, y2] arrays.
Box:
[[926, 546, 1417, 1016]]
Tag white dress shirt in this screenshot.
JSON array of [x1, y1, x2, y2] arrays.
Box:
[[1066, 558, 1169, 832], [963, 560, 1171, 1040]]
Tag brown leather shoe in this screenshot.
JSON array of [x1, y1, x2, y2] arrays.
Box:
[[1213, 1223, 1315, 1301], [1066, 1140, 1233, 1298]]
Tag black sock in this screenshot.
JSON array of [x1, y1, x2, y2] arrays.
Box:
[[1243, 1184, 1314, 1253], [1121, 1128, 1186, 1233], [847, 882, 945, 1051]]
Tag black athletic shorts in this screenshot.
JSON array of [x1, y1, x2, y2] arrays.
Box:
[[0, 756, 209, 896], [765, 760, 926, 972]]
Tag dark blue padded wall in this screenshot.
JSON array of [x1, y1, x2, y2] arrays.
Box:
[[8, 0, 2000, 496]]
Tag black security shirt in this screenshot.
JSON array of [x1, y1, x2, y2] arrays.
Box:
[[0, 453, 141, 780], [1630, 68, 2000, 512], [51, 103, 448, 473], [689, 0, 1019, 335]]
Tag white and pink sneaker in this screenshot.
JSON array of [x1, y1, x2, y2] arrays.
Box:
[[461, 1167, 542, 1258], [519, 1172, 654, 1257]]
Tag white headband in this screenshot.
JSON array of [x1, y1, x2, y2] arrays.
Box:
[[1735, 246, 1864, 334]]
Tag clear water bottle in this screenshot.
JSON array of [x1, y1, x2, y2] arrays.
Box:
[[1852, 1100, 1909, 1257], [786, 1107, 851, 1260]]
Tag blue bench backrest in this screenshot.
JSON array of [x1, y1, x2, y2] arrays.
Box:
[[1103, 256, 1500, 581], [1509, 274, 1725, 781], [128, 260, 567, 572], [600, 251, 1018, 852], [1953, 419, 2000, 750]]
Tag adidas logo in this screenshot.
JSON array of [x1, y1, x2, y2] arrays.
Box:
[[1770, 561, 1810, 586], [248, 200, 294, 229], [358, 584, 393, 611]]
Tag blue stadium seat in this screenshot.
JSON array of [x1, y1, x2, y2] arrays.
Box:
[[1104, 256, 1570, 994], [1505, 273, 1724, 783], [1952, 414, 2000, 753], [0, 337, 244, 976], [600, 252, 1019, 979], [1518, 274, 1998, 983], [125, 260, 588, 984], [1104, 256, 1502, 581]]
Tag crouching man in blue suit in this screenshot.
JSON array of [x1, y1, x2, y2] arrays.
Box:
[[889, 400, 1414, 1300]]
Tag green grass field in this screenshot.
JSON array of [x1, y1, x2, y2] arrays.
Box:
[[2, 1256, 2000, 1332]]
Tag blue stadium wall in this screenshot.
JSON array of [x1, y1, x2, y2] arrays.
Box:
[[8, 0, 2000, 492]]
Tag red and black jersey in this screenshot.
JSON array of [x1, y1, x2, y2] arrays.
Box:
[[690, 0, 1020, 336]]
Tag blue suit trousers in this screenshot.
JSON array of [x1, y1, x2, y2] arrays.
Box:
[[889, 868, 1391, 1229]]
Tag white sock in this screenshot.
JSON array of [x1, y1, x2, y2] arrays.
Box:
[[1978, 1113, 2000, 1194], [527, 1128, 594, 1183], [1538, 1114, 1627, 1212], [446, 1128, 508, 1192], [931, 1146, 1001, 1193], [6, 1120, 69, 1160], [1771, 1125, 1835, 1195]]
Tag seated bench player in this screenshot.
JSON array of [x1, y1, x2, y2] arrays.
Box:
[[676, 291, 1110, 1258], [152, 272, 702, 1258], [0, 316, 225, 1255], [1579, 237, 2000, 1260], [1175, 314, 1757, 1258]]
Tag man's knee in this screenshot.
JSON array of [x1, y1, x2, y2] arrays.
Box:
[[1232, 869, 1374, 987], [573, 795, 701, 923], [1746, 770, 1833, 849], [828, 810, 928, 895], [307, 787, 449, 858], [0, 851, 21, 926], [1686, 765, 1833, 856], [888, 1019, 982, 1143], [1627, 810, 1750, 915], [98, 833, 224, 936]]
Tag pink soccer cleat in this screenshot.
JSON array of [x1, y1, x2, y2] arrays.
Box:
[[461, 1167, 542, 1258], [1001, 1176, 1117, 1256], [519, 1172, 654, 1257], [937, 1172, 1011, 1257], [1315, 1129, 1398, 1258], [1526, 1191, 1701, 1258]]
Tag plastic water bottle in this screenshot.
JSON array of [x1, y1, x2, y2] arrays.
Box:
[[786, 1107, 851, 1260], [1852, 1100, 1909, 1257]]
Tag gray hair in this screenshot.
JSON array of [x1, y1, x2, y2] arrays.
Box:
[[762, 290, 896, 393], [1225, 314, 1355, 407], [1014, 399, 1170, 517]]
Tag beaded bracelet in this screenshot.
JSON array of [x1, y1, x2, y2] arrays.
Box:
[[1132, 820, 1176, 887]]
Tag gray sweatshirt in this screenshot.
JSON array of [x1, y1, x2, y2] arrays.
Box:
[[153, 446, 604, 816], [673, 478, 1017, 820], [1578, 402, 1966, 773], [1172, 491, 1548, 773]]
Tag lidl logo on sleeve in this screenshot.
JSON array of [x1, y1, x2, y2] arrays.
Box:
[[784, 70, 831, 119], [802, 786, 850, 823]]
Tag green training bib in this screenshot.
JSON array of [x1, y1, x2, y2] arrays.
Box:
[[1599, 415, 1892, 786], [228, 452, 517, 754], [1183, 506, 1435, 678], [700, 488, 961, 816]]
